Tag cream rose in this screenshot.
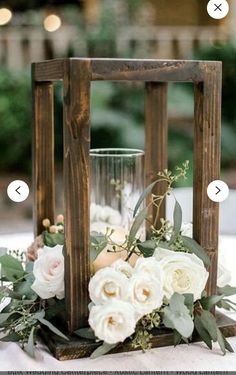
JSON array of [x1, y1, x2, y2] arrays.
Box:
[[89, 300, 136, 344], [111, 259, 134, 278], [217, 255, 231, 288], [155, 248, 208, 301], [89, 267, 128, 305], [128, 273, 164, 315], [31, 245, 64, 299], [134, 257, 163, 283]]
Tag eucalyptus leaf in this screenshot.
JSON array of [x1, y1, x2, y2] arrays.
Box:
[[200, 295, 225, 311], [137, 240, 156, 258], [183, 294, 194, 315], [173, 330, 182, 346], [181, 236, 210, 267], [14, 274, 37, 301], [133, 180, 158, 217], [43, 231, 64, 247], [0, 332, 20, 342], [217, 285, 236, 297], [216, 327, 226, 355], [194, 314, 212, 349], [24, 326, 36, 358], [163, 293, 194, 338], [74, 327, 97, 341], [128, 206, 148, 247], [0, 313, 13, 325], [90, 342, 117, 359], [37, 317, 69, 341], [0, 254, 25, 281], [199, 310, 217, 342], [222, 334, 234, 353], [90, 232, 108, 263], [169, 200, 182, 244]]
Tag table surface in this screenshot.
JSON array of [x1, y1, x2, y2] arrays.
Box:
[[1, 233, 236, 371]]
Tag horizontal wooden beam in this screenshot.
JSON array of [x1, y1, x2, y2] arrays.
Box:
[[33, 58, 221, 84]]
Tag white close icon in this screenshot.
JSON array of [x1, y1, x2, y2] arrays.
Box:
[[207, 0, 229, 19]]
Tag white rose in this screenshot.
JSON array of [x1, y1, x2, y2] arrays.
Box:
[[89, 300, 136, 344], [128, 273, 164, 316], [31, 245, 64, 299], [89, 267, 128, 304], [111, 259, 134, 278], [155, 248, 208, 301], [134, 257, 163, 283], [181, 223, 193, 238]]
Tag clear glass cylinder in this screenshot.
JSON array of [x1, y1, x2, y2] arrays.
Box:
[[90, 148, 145, 235]]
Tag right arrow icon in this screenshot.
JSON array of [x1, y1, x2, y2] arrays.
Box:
[[207, 180, 229, 202]]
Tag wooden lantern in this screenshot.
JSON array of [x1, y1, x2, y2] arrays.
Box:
[[32, 58, 236, 360]]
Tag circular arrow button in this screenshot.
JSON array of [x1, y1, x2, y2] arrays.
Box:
[[7, 180, 29, 202], [207, 180, 229, 203]]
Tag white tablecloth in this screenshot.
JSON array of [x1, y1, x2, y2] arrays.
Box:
[[1, 233, 236, 371]]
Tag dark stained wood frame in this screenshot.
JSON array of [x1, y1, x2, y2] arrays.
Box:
[[32, 58, 234, 360]]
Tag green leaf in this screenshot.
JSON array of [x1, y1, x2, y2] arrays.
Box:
[[181, 236, 210, 267], [14, 274, 37, 301], [74, 327, 96, 341], [222, 334, 234, 353], [173, 330, 182, 346], [0, 254, 24, 281], [217, 299, 236, 312], [43, 231, 64, 247], [0, 313, 13, 325], [137, 240, 156, 257], [24, 326, 36, 358], [90, 342, 117, 359], [216, 327, 226, 355], [194, 314, 212, 349], [0, 332, 20, 342], [133, 180, 158, 218], [37, 317, 69, 341], [90, 232, 108, 263], [25, 261, 34, 273], [169, 200, 182, 244], [217, 285, 236, 297], [128, 206, 148, 247], [183, 294, 194, 315], [201, 295, 225, 311], [163, 293, 194, 338], [199, 310, 217, 342]]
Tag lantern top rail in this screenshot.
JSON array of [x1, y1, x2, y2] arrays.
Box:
[[32, 57, 222, 83]]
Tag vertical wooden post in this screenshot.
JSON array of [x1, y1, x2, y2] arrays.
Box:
[[193, 63, 222, 296], [145, 82, 168, 226], [32, 74, 55, 236], [63, 59, 91, 332]]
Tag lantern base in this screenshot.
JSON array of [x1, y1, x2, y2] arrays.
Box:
[[40, 312, 236, 361]]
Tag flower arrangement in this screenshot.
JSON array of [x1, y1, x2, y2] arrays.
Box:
[[0, 161, 236, 359]]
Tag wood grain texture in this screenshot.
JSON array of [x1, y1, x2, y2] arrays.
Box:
[[145, 82, 168, 228], [193, 62, 222, 296], [32, 72, 55, 236], [91, 59, 204, 82], [33, 59, 64, 81], [63, 59, 91, 333], [40, 312, 236, 361]]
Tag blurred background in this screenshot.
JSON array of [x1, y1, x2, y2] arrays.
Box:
[[0, 0, 236, 233]]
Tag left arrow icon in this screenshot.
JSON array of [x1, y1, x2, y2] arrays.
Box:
[[7, 180, 29, 202], [15, 186, 21, 195]]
